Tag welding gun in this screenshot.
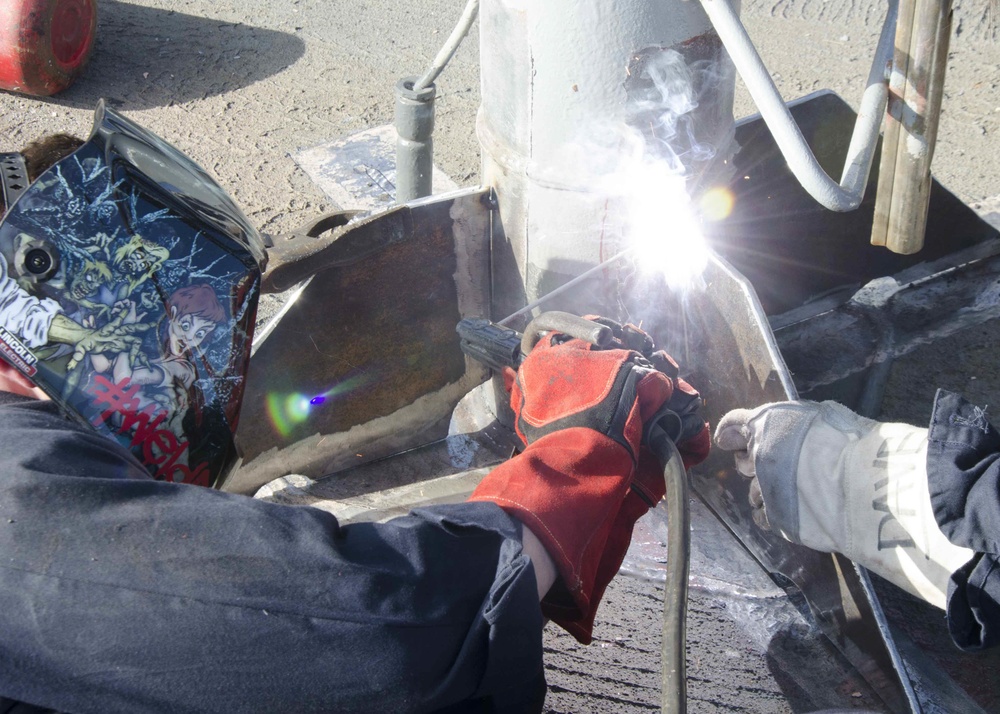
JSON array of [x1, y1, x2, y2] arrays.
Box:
[[456, 313, 698, 464], [457, 312, 613, 374], [456, 317, 526, 372]]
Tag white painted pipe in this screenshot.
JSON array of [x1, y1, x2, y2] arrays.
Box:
[[698, 0, 898, 211], [479, 0, 739, 315]]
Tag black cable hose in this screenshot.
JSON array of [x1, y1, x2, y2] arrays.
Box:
[[649, 435, 689, 714], [521, 312, 689, 712]]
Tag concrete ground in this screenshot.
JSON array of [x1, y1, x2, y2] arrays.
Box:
[[3, 0, 1000, 711], [5, 1, 1000, 230]]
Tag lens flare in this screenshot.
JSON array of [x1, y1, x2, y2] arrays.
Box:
[[266, 393, 312, 438], [698, 187, 734, 222], [265, 373, 373, 438]]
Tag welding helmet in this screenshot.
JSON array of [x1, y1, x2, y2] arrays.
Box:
[[0, 100, 265, 488]]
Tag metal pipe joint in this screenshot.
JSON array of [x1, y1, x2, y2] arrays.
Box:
[[394, 76, 436, 203]]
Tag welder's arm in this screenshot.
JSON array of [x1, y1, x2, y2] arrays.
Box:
[[469, 320, 710, 644], [520, 525, 557, 598], [714, 398, 977, 614], [0, 394, 549, 713]]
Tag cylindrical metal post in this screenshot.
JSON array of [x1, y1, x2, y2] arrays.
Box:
[[478, 0, 738, 319], [394, 77, 436, 203]]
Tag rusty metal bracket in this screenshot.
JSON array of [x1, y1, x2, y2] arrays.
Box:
[[261, 207, 412, 293], [228, 188, 492, 495]]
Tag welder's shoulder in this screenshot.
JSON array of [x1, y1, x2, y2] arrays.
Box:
[[926, 390, 1000, 651], [927, 389, 1000, 552], [0, 393, 150, 481]]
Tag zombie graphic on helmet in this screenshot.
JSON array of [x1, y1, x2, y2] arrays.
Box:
[[0, 100, 265, 488]]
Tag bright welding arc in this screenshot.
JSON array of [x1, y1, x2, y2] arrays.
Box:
[[618, 157, 709, 293]]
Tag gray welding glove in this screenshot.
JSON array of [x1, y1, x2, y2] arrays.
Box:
[[715, 400, 974, 609]]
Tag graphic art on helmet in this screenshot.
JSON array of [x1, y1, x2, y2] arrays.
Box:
[[0, 100, 265, 488]]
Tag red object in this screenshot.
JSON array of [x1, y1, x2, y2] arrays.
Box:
[[0, 0, 97, 96], [469, 332, 680, 642], [471, 322, 712, 642], [554, 449, 669, 643]]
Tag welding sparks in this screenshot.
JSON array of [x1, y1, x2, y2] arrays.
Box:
[[497, 46, 730, 325], [611, 47, 728, 294]]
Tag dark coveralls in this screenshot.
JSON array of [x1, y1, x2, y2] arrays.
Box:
[[0, 393, 546, 714], [4, 387, 1000, 712], [930, 390, 1000, 651]]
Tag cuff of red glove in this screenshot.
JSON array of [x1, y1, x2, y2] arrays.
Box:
[[468, 428, 636, 623]]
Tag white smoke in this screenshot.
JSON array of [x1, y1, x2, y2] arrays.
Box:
[[566, 47, 735, 294]]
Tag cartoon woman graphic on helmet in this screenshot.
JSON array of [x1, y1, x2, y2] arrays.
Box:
[[89, 283, 227, 479]]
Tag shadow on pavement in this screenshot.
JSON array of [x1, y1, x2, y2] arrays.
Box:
[[21, 1, 305, 111]]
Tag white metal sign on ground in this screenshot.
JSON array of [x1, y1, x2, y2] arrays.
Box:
[[293, 124, 458, 212]]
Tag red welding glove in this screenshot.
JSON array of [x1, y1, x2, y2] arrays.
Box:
[[535, 320, 709, 641], [585, 316, 711, 471], [548, 373, 709, 642], [468, 318, 709, 643]]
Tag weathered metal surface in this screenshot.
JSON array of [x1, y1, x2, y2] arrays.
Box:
[[658, 254, 915, 714], [705, 91, 995, 317], [774, 239, 1000, 397], [260, 210, 360, 292], [226, 188, 492, 494]]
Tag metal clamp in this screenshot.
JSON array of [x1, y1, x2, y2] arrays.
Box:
[[0, 153, 29, 210]]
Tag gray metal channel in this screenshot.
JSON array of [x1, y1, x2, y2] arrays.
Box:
[[288, 91, 1000, 711], [700, 91, 1000, 713]]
